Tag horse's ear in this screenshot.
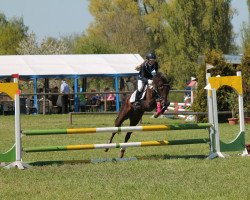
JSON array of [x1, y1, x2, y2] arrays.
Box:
[[157, 72, 162, 76]]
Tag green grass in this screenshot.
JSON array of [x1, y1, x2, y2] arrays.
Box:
[[0, 114, 249, 200]]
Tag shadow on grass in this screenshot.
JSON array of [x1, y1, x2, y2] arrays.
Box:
[[134, 154, 207, 161], [28, 154, 207, 167]]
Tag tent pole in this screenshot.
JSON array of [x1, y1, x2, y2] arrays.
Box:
[[114, 76, 120, 112], [33, 76, 38, 114], [74, 76, 79, 112]]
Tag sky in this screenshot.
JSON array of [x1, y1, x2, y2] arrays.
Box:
[[0, 0, 249, 46], [0, 0, 94, 41]]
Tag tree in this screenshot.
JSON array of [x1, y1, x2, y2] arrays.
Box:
[[241, 0, 250, 49], [73, 33, 119, 54], [238, 0, 250, 116], [137, 0, 167, 50], [192, 49, 238, 122], [17, 33, 70, 55], [74, 0, 150, 55], [159, 0, 235, 89], [239, 42, 250, 117], [39, 37, 69, 54], [76, 0, 235, 90], [0, 13, 28, 55], [17, 33, 71, 94], [17, 33, 40, 54]]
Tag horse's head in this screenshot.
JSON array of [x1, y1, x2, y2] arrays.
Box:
[[152, 72, 170, 117]]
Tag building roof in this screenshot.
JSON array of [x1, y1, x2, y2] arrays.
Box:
[[0, 54, 144, 78], [198, 54, 243, 65], [223, 54, 242, 65]]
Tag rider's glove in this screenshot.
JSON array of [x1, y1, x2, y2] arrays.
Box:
[[135, 65, 141, 71], [148, 79, 153, 85]]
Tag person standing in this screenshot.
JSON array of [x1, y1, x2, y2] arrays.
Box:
[[60, 80, 70, 113], [125, 77, 135, 91]]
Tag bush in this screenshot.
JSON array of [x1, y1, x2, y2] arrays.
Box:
[[192, 49, 239, 122], [238, 45, 250, 117]]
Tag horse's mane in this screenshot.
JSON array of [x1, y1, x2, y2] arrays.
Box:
[[152, 72, 168, 86]]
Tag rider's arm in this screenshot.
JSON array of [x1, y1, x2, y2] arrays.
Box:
[[140, 63, 149, 83], [135, 61, 146, 71], [155, 62, 159, 72], [151, 62, 159, 76]]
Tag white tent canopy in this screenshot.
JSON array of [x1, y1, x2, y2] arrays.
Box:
[[0, 54, 144, 77], [0, 54, 144, 111]]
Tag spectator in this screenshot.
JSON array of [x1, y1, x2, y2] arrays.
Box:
[[125, 77, 135, 91], [120, 77, 125, 90], [91, 93, 100, 106], [89, 89, 101, 112], [60, 80, 70, 113], [107, 91, 115, 101], [107, 90, 115, 111], [184, 77, 197, 103], [50, 86, 59, 106]]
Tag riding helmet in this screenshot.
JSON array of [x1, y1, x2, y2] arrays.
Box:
[[146, 53, 156, 60]]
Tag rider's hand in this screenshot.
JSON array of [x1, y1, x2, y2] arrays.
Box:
[[151, 70, 156, 76], [135, 65, 141, 71], [148, 79, 153, 85]]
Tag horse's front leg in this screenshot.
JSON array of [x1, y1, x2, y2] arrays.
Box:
[[104, 132, 117, 152], [119, 132, 132, 158], [119, 112, 143, 157]]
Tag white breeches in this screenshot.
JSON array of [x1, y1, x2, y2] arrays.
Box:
[[137, 80, 144, 92]]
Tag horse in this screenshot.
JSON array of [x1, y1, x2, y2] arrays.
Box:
[[105, 72, 171, 158]]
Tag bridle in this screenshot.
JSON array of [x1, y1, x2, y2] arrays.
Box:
[[153, 83, 170, 102]]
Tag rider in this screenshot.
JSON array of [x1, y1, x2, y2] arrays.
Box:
[[134, 52, 159, 107]]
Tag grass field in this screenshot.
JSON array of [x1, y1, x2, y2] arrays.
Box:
[[0, 114, 249, 200]]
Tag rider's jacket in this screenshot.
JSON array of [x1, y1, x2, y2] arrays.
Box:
[[138, 61, 159, 82]]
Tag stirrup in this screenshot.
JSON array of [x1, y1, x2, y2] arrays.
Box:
[[134, 101, 141, 106], [133, 101, 141, 110]]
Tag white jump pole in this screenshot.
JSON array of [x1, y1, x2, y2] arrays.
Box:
[[5, 74, 30, 169], [205, 76, 225, 159], [237, 71, 245, 133], [237, 72, 248, 156], [206, 73, 216, 156]]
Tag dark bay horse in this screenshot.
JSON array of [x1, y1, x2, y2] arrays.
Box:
[[105, 72, 170, 158]]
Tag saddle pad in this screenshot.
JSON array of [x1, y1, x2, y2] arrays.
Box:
[[129, 85, 148, 103]]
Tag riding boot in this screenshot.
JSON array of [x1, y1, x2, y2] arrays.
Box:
[[134, 90, 141, 108]]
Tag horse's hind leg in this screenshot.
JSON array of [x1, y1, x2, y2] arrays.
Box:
[[104, 112, 128, 152]]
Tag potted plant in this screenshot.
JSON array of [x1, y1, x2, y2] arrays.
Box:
[[226, 92, 239, 125], [245, 116, 250, 124]]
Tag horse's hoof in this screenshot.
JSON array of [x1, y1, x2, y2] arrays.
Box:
[[119, 149, 125, 158], [104, 148, 109, 152], [153, 112, 160, 118]]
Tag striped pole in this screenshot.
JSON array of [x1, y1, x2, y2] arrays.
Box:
[[169, 102, 191, 107], [23, 138, 210, 152], [22, 123, 211, 136], [167, 106, 187, 112], [166, 107, 192, 119]]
